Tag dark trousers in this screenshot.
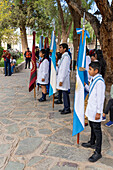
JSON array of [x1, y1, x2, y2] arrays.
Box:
[[4, 59, 11, 76], [62, 90, 70, 111], [25, 58, 31, 69], [104, 99, 113, 121], [58, 90, 62, 102], [89, 121, 102, 154]]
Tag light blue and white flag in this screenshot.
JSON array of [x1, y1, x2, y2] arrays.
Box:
[[72, 28, 90, 136], [49, 31, 57, 96], [39, 35, 44, 50]]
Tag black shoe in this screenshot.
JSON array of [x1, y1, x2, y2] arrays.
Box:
[[60, 109, 71, 114], [25, 67, 27, 69], [59, 109, 65, 112], [38, 97, 46, 102], [54, 95, 59, 99], [81, 142, 95, 149], [88, 151, 102, 162], [54, 100, 63, 104]]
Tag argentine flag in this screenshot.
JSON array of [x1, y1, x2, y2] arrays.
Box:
[[39, 35, 44, 50], [49, 31, 57, 96], [72, 28, 90, 136]]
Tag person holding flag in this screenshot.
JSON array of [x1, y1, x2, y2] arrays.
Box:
[[29, 31, 37, 94], [49, 31, 57, 101], [72, 13, 90, 139], [37, 49, 49, 102], [57, 43, 71, 114], [82, 61, 105, 162]]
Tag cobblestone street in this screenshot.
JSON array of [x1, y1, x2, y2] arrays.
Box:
[[0, 69, 113, 170]]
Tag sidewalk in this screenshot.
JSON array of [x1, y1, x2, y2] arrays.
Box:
[[0, 69, 113, 170]]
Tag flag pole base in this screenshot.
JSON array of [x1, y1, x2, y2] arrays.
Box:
[[77, 133, 80, 145]]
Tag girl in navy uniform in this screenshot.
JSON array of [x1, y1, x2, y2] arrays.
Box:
[[37, 49, 49, 102]]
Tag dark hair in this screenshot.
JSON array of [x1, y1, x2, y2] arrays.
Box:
[[27, 48, 29, 50], [59, 43, 68, 52], [56, 52, 62, 60], [95, 50, 106, 78], [45, 48, 50, 60], [35, 46, 39, 48], [40, 49, 45, 55], [86, 47, 89, 55], [91, 53, 95, 57], [89, 61, 101, 73]]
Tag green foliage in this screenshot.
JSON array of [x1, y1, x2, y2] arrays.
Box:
[[81, 18, 95, 43], [15, 56, 24, 66], [81, 0, 94, 11], [0, 46, 4, 60], [0, 1, 19, 45]]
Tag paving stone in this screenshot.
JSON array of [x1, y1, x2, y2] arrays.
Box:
[[48, 121, 62, 131], [39, 129, 52, 135], [106, 150, 113, 156], [6, 124, 19, 134], [0, 144, 11, 154], [12, 111, 29, 115], [46, 128, 76, 145], [0, 119, 14, 124], [5, 161, 24, 170], [6, 136, 14, 141], [27, 127, 36, 136], [27, 156, 45, 166], [41, 143, 91, 161], [15, 137, 42, 155], [107, 128, 113, 137], [0, 157, 6, 168], [100, 157, 113, 168], [51, 162, 78, 170], [102, 132, 110, 150], [34, 158, 53, 170], [85, 166, 103, 170], [19, 129, 27, 137]]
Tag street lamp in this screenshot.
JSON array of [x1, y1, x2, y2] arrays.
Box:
[[93, 10, 101, 50]]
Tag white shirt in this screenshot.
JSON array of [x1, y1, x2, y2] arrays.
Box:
[[10, 59, 16, 64], [56, 52, 70, 91], [37, 59, 49, 84], [85, 74, 105, 122]]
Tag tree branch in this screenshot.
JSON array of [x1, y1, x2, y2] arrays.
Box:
[[111, 0, 113, 9], [65, 0, 100, 40], [94, 0, 112, 19], [67, 20, 72, 37], [56, 0, 66, 31]]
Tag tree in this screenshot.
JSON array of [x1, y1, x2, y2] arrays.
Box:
[[65, 0, 113, 88], [0, 1, 13, 46], [56, 0, 72, 43]]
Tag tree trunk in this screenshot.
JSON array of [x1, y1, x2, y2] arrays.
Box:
[[100, 20, 113, 90], [57, 0, 72, 43], [57, 30, 61, 49], [20, 25, 28, 54], [65, 0, 113, 90]]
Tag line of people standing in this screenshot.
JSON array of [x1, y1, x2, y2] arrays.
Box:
[[35, 43, 71, 115]]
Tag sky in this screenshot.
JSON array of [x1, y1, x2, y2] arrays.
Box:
[[90, 0, 112, 14]]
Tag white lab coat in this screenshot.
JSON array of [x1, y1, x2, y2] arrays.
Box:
[[37, 59, 49, 85], [85, 74, 105, 122], [56, 52, 70, 91]]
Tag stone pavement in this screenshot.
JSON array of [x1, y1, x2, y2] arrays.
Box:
[[0, 69, 113, 170]]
